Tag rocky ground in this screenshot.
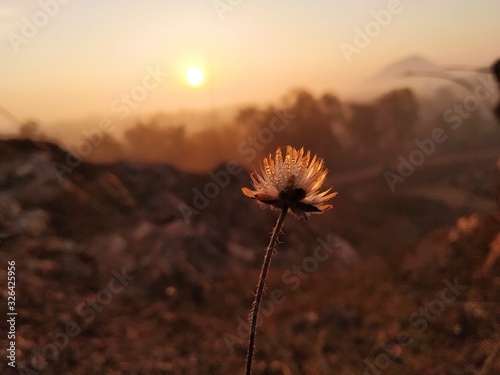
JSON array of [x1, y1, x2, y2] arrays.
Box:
[[0, 138, 499, 374]]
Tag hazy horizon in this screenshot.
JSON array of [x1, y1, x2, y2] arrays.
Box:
[[1, 1, 499, 133]]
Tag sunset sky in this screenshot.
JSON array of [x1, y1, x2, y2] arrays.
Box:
[[0, 0, 499, 132]]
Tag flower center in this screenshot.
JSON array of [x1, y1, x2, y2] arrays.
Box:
[[278, 186, 306, 206]]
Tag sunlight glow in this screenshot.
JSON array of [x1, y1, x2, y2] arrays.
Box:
[[186, 66, 204, 86]]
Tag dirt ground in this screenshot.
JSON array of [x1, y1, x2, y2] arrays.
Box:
[[0, 139, 499, 374]]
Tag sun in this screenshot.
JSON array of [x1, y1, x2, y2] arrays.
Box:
[[186, 66, 204, 86]]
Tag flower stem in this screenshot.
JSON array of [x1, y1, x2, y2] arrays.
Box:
[[246, 205, 288, 375]]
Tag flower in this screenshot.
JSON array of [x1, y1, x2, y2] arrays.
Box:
[[242, 146, 337, 219]]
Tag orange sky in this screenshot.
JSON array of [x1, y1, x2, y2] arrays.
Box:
[[0, 0, 499, 133]]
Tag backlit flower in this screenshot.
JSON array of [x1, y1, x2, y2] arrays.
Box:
[[242, 146, 337, 219]]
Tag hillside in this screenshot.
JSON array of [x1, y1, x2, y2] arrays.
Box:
[[0, 138, 499, 374]]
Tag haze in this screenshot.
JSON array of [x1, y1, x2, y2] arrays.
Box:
[[0, 0, 499, 132]]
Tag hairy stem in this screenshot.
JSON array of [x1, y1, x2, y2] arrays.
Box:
[[246, 206, 288, 375]]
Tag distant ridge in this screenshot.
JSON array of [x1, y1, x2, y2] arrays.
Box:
[[347, 55, 449, 101], [368, 55, 442, 82]]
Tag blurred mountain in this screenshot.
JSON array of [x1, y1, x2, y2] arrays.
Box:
[[346, 55, 444, 100], [347, 55, 499, 135]]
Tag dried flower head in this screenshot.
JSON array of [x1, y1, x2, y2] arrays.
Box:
[[242, 146, 337, 219]]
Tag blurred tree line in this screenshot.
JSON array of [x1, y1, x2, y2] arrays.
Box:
[[75, 87, 420, 171], [27, 86, 499, 171]]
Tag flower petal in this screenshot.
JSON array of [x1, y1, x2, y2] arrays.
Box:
[[242, 146, 336, 217], [241, 187, 256, 198]]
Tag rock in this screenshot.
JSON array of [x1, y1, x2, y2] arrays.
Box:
[[9, 151, 64, 205], [0, 193, 21, 220], [449, 214, 481, 242], [459, 301, 496, 338], [142, 192, 186, 224], [328, 233, 360, 266], [475, 232, 500, 277], [403, 228, 452, 280], [16, 208, 51, 237], [0, 192, 51, 237], [227, 240, 255, 263], [0, 193, 21, 235]]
